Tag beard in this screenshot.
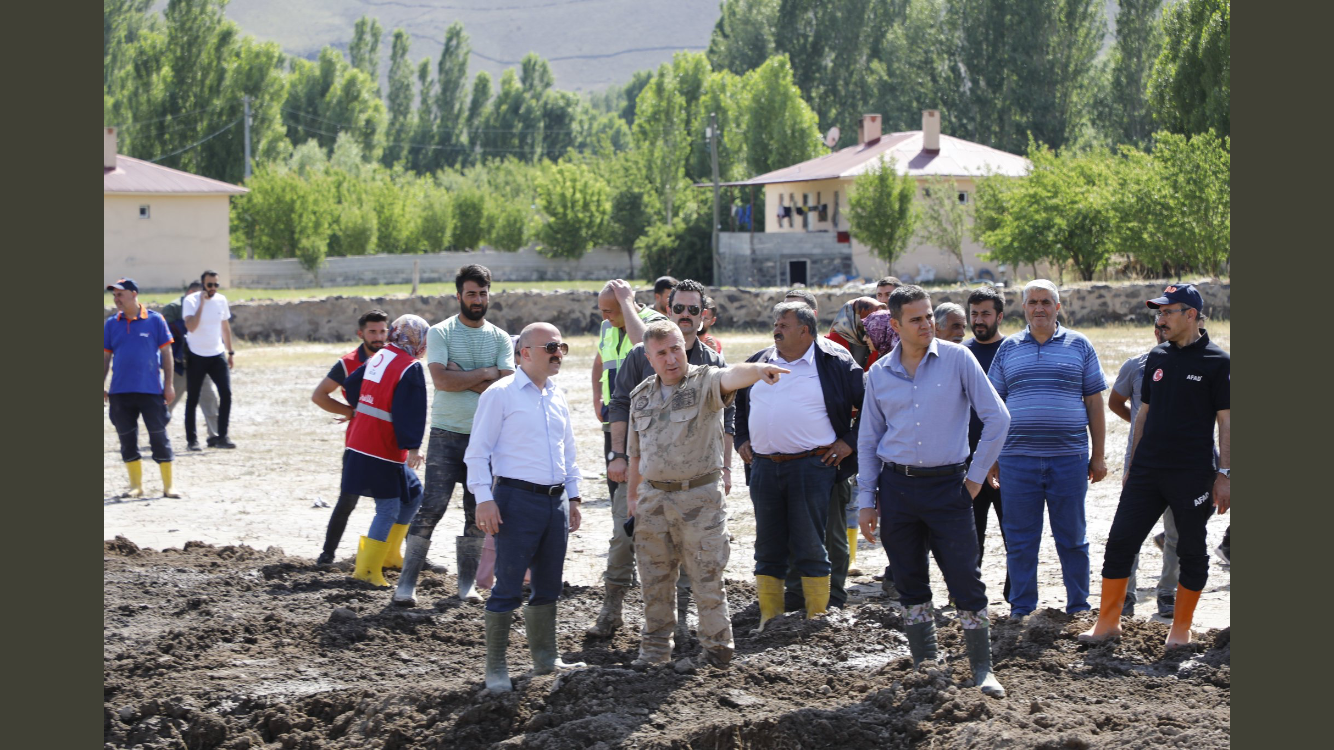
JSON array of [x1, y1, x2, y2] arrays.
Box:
[[459, 302, 488, 321], [973, 322, 999, 341], [365, 340, 386, 352]]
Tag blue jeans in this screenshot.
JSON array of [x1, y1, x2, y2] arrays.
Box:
[[409, 429, 478, 540], [485, 484, 570, 613], [998, 453, 1091, 615], [367, 469, 424, 541], [749, 454, 837, 579]]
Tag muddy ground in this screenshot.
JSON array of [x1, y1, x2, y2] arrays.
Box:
[[105, 325, 1230, 748]]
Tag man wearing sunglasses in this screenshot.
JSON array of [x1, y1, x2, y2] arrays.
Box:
[[1082, 283, 1229, 649], [590, 280, 733, 647], [181, 270, 236, 451]]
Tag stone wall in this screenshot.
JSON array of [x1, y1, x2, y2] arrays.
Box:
[[114, 281, 1227, 343]]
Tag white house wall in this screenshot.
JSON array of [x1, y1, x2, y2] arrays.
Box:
[[104, 194, 233, 292]]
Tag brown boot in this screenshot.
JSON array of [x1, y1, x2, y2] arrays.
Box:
[[586, 583, 627, 637], [1166, 585, 1202, 648], [1078, 578, 1128, 642]]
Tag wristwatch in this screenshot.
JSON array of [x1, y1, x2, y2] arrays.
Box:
[[607, 451, 629, 462], [1217, 468, 1230, 479]]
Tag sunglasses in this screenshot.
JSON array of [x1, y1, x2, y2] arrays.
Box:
[[525, 342, 569, 355], [672, 304, 703, 316], [205, 282, 220, 289]]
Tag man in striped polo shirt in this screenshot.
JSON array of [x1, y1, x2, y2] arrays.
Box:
[[988, 280, 1108, 619]]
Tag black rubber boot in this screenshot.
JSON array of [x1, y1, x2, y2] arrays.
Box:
[[457, 536, 484, 602], [963, 622, 1006, 697], [392, 535, 431, 607], [525, 602, 586, 675], [484, 610, 513, 692], [904, 621, 938, 667]]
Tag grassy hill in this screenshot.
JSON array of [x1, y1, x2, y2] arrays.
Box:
[[222, 0, 721, 93]]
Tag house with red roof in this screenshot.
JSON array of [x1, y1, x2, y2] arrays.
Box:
[[715, 111, 1029, 287], [103, 127, 248, 292]]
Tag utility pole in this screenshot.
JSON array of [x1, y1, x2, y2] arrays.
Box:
[[243, 95, 253, 181], [709, 112, 722, 287]]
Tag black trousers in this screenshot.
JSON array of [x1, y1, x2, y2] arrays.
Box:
[[878, 467, 987, 611], [972, 479, 1011, 603], [108, 393, 172, 463], [1102, 466, 1217, 592], [322, 492, 361, 557], [184, 344, 232, 442], [603, 430, 620, 499]]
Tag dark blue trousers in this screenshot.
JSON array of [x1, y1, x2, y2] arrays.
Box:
[[1102, 466, 1216, 592], [409, 428, 479, 540], [878, 467, 987, 611], [485, 483, 570, 613], [108, 393, 172, 463], [749, 454, 838, 579]]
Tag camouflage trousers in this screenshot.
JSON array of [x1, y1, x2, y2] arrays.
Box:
[[633, 482, 732, 662], [606, 482, 691, 592]]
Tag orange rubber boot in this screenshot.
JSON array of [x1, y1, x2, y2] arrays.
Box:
[[1166, 585, 1202, 648], [1078, 578, 1129, 642]]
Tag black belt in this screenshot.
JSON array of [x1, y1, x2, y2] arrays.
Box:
[[496, 477, 565, 497], [886, 462, 967, 478], [754, 446, 831, 463]]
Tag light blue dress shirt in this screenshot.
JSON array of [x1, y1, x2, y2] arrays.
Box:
[[857, 339, 1010, 509], [465, 368, 582, 504]]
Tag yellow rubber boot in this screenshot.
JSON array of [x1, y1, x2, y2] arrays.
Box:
[[846, 528, 862, 575], [1166, 585, 1202, 649], [159, 462, 180, 498], [123, 460, 144, 498], [382, 523, 409, 570], [755, 575, 785, 632], [353, 536, 391, 587], [1078, 578, 1128, 642], [801, 576, 831, 619]]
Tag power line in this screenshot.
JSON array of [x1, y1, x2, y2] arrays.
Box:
[[114, 100, 239, 131], [282, 117, 597, 155], [149, 118, 242, 163], [280, 106, 591, 135]]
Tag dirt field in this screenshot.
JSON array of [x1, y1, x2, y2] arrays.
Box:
[[104, 323, 1231, 748]]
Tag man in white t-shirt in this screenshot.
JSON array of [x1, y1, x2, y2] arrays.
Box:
[[182, 269, 236, 450]]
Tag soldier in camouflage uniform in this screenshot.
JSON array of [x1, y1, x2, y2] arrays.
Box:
[[627, 321, 790, 667]]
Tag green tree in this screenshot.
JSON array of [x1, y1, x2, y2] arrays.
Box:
[[383, 29, 415, 167], [415, 185, 453, 253], [285, 46, 387, 160], [917, 176, 973, 281], [974, 143, 1121, 281], [608, 188, 653, 277], [535, 163, 611, 260], [463, 71, 492, 165], [349, 16, 383, 93], [432, 21, 472, 169], [870, 0, 961, 134], [489, 202, 531, 253], [409, 57, 436, 172], [236, 164, 335, 275], [847, 156, 919, 274], [633, 63, 690, 222], [618, 69, 654, 127], [739, 56, 822, 177], [706, 0, 779, 76], [1148, 0, 1229, 138], [636, 190, 716, 283], [1105, 0, 1164, 148], [450, 190, 492, 251]]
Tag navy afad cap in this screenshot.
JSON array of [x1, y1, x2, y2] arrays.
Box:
[[106, 277, 139, 293], [1146, 283, 1202, 311]]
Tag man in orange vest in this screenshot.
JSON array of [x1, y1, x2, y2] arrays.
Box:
[[340, 314, 431, 586]]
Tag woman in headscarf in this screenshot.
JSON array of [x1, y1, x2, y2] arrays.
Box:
[[862, 309, 897, 370], [827, 296, 885, 369], [340, 314, 431, 587]]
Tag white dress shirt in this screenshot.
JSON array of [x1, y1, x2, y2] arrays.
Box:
[[747, 341, 837, 454], [465, 368, 582, 504]]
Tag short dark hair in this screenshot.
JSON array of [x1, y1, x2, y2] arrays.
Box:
[[888, 284, 931, 321], [967, 285, 1005, 314], [876, 276, 901, 288], [668, 279, 706, 308], [654, 276, 678, 295], [703, 295, 717, 314], [783, 288, 817, 312], [455, 264, 492, 293], [773, 301, 817, 337], [358, 309, 390, 329], [201, 270, 219, 282], [186, 281, 203, 292]]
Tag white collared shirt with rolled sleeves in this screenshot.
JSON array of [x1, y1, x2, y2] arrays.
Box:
[[856, 339, 1010, 510], [748, 341, 837, 454], [465, 368, 581, 505]]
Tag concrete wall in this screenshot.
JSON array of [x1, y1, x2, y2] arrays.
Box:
[[229, 245, 640, 289], [104, 194, 232, 291], [111, 281, 1229, 343], [719, 232, 855, 288]]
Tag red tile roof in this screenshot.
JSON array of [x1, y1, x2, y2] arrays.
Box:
[[104, 155, 248, 195], [716, 131, 1029, 187]]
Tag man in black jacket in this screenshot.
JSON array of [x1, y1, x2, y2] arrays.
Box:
[[735, 302, 864, 630]]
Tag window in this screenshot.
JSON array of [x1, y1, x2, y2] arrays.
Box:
[[139, 205, 151, 219], [957, 191, 970, 205]]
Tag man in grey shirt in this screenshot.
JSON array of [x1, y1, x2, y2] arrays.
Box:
[[857, 285, 1010, 698], [589, 280, 734, 646]]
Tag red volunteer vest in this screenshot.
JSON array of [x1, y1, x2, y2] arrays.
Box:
[[338, 346, 366, 401], [345, 345, 415, 463]]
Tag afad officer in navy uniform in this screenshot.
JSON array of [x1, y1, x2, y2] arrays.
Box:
[[1081, 283, 1229, 649]]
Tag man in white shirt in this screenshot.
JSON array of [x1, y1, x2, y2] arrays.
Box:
[[181, 270, 235, 450], [466, 323, 585, 693]]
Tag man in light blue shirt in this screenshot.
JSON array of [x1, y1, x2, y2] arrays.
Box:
[[467, 322, 584, 693], [857, 285, 1009, 698]]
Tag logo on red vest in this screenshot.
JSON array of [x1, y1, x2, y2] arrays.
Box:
[[1152, 368, 1163, 382]]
